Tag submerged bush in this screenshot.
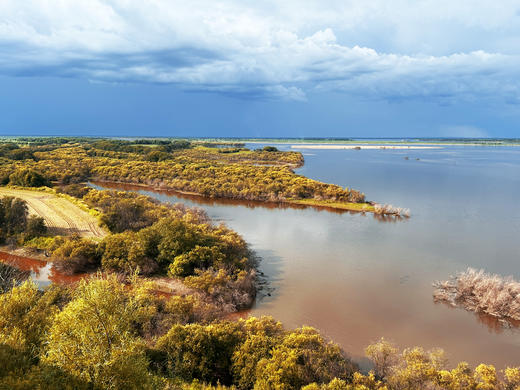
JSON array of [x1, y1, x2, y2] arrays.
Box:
[[433, 268, 520, 322], [374, 203, 410, 217]]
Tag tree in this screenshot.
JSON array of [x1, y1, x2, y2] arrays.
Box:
[[0, 282, 61, 359], [51, 236, 100, 274], [365, 338, 398, 380], [254, 327, 356, 389], [155, 321, 245, 385], [100, 231, 158, 275], [0, 197, 28, 238], [25, 215, 47, 238], [9, 169, 49, 187], [101, 198, 157, 233], [231, 316, 285, 389], [41, 275, 153, 389]]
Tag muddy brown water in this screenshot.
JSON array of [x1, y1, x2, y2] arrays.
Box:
[[0, 251, 85, 286]]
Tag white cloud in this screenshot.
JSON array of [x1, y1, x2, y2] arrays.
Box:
[[1, 0, 520, 101]]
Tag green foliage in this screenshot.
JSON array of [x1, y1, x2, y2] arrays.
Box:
[[8, 169, 49, 187], [169, 245, 225, 277], [0, 196, 47, 244], [153, 295, 219, 332], [57, 183, 91, 199], [1, 273, 520, 389], [156, 321, 245, 385], [0, 140, 367, 208], [0, 362, 91, 390], [0, 282, 61, 359], [231, 316, 285, 389], [254, 326, 356, 390], [25, 215, 47, 238], [100, 230, 158, 275], [51, 236, 101, 274], [97, 202, 250, 281], [147, 150, 174, 162], [6, 148, 35, 161], [154, 316, 355, 389], [41, 275, 154, 389], [101, 197, 159, 232], [0, 263, 29, 294], [0, 196, 28, 240]]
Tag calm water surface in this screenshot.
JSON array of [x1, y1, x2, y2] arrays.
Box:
[[94, 145, 520, 368]]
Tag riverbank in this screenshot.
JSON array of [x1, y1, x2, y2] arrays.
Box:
[[90, 179, 391, 215]]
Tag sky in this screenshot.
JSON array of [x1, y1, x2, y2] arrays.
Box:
[[1, 0, 520, 138]]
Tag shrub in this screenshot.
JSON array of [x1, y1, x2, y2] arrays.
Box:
[[254, 327, 356, 389], [0, 262, 29, 294], [155, 321, 245, 385], [41, 275, 154, 389], [146, 150, 172, 162], [100, 231, 158, 275], [0, 197, 28, 239], [58, 184, 91, 199], [51, 236, 101, 274], [0, 281, 61, 358], [169, 245, 225, 277], [25, 215, 47, 238], [9, 169, 50, 187]]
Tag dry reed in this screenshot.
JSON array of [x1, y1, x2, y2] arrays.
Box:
[[433, 268, 520, 321], [374, 203, 410, 217]]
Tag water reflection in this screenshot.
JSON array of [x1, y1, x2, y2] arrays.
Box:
[[0, 251, 85, 287], [433, 300, 520, 334]]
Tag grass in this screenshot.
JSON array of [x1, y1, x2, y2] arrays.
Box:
[[287, 198, 376, 213], [0, 186, 107, 239]]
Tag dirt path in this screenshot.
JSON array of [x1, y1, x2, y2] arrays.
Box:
[[0, 188, 106, 238]]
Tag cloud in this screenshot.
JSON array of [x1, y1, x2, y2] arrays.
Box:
[[1, 0, 520, 102]]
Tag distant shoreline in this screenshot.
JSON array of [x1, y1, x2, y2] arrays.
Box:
[[290, 144, 442, 150]]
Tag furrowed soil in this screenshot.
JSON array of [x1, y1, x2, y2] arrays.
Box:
[[0, 187, 106, 238]]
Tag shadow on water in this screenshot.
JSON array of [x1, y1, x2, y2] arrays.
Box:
[[252, 248, 284, 304], [226, 249, 285, 322]]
